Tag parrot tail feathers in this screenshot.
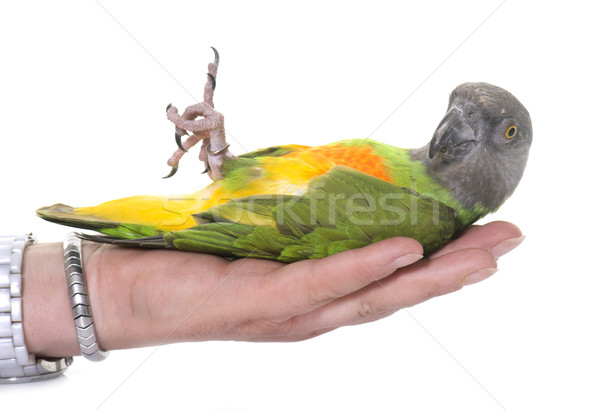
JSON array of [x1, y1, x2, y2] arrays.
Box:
[[37, 204, 119, 231], [77, 233, 170, 249], [36, 203, 168, 239]]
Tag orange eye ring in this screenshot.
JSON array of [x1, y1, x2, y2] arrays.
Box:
[[506, 125, 517, 139]]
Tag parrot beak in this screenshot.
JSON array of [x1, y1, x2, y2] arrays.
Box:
[[428, 106, 476, 160]]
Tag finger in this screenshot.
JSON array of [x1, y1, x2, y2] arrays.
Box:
[[296, 247, 497, 332], [264, 237, 424, 320], [429, 220, 523, 259]]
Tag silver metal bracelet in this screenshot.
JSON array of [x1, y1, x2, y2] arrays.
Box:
[[63, 233, 108, 362], [0, 234, 72, 384]]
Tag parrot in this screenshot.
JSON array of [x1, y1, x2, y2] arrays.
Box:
[[37, 49, 532, 262]]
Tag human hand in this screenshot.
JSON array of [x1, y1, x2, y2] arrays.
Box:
[[23, 221, 523, 356]]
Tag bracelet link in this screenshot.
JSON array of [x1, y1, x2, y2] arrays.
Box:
[[63, 233, 109, 362]]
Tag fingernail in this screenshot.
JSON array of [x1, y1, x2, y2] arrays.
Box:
[[462, 268, 498, 286], [391, 253, 423, 270], [490, 236, 526, 259]]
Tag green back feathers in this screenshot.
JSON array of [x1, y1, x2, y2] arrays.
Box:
[[166, 166, 458, 261]]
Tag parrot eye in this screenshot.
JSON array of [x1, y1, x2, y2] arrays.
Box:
[[505, 125, 517, 139]]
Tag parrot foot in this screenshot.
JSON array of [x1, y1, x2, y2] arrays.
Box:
[[164, 47, 235, 181]]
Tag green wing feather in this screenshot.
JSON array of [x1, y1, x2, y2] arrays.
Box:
[[165, 166, 458, 261]]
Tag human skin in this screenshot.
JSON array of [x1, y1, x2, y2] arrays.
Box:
[[21, 221, 523, 358]]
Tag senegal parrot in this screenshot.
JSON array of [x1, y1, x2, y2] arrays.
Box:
[[37, 49, 532, 261]]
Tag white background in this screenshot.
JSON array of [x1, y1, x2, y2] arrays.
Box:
[[1, 1, 599, 408]]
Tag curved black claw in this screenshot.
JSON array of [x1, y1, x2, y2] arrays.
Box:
[[210, 46, 220, 67], [166, 103, 173, 113], [175, 132, 188, 152], [207, 73, 216, 91], [162, 165, 178, 179], [202, 161, 211, 174]]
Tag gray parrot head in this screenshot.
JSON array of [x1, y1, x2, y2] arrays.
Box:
[[422, 82, 532, 211]]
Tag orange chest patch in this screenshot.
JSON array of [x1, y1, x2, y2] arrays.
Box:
[[282, 143, 392, 182]]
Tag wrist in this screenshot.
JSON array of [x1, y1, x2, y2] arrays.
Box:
[[22, 240, 135, 357], [22, 243, 80, 357], [24, 239, 222, 356]]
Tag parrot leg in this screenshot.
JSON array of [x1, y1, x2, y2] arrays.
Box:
[[164, 47, 235, 180]]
